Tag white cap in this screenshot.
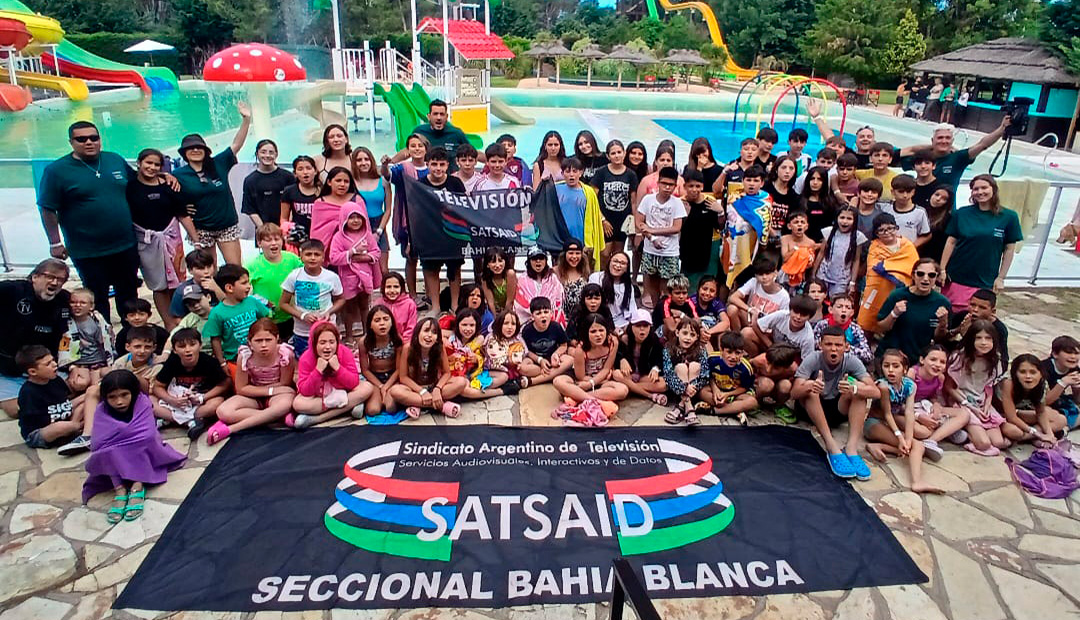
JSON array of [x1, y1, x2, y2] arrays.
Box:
[[630, 308, 652, 326]]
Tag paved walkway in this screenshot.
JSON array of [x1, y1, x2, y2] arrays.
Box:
[[1, 290, 1078, 620]]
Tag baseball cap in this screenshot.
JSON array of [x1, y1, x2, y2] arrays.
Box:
[[180, 282, 205, 302], [527, 246, 547, 259], [630, 308, 652, 326]]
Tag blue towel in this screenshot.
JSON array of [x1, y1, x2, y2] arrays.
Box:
[[0, 375, 25, 402], [366, 411, 408, 425]]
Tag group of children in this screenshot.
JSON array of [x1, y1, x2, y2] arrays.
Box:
[[15, 121, 1080, 523]]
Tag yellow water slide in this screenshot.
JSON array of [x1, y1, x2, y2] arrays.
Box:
[[0, 69, 88, 100], [655, 0, 758, 80], [0, 9, 90, 100]]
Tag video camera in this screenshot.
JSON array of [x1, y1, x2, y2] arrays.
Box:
[[1000, 97, 1032, 137]]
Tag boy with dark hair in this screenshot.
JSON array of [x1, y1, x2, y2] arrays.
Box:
[[702, 331, 758, 423], [743, 294, 818, 359], [476, 142, 519, 191], [556, 157, 589, 246], [949, 288, 1009, 357], [712, 137, 758, 197], [454, 143, 482, 194], [279, 239, 343, 357], [418, 148, 468, 315], [726, 257, 789, 331], [111, 325, 163, 393], [1043, 336, 1080, 429], [678, 168, 721, 288], [114, 298, 170, 357], [153, 328, 229, 439], [724, 165, 774, 286], [855, 142, 899, 200], [482, 134, 531, 187], [521, 296, 573, 384], [636, 166, 686, 306], [832, 152, 860, 202], [854, 177, 885, 240], [751, 342, 800, 423], [911, 149, 940, 209], [169, 248, 221, 322], [792, 326, 877, 479], [16, 345, 92, 455], [755, 127, 779, 170], [779, 128, 812, 176], [205, 264, 271, 367], [651, 274, 694, 339], [884, 174, 931, 247]]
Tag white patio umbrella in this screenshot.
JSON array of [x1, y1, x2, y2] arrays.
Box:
[[124, 39, 176, 65]]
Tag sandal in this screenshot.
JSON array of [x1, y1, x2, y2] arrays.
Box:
[[685, 411, 701, 426], [441, 402, 461, 418], [775, 406, 797, 425], [406, 406, 422, 419], [650, 393, 668, 406], [124, 488, 145, 522], [107, 494, 127, 525], [206, 421, 231, 446], [736, 412, 749, 426], [518, 376, 530, 389], [664, 407, 685, 425]]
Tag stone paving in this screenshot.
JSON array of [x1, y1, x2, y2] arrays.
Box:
[[1, 289, 1078, 620]]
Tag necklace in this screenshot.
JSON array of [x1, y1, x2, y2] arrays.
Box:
[[79, 158, 101, 178]]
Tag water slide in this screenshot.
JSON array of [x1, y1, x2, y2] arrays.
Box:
[[646, 0, 757, 80], [0, 83, 31, 110], [490, 97, 535, 125], [0, 68, 88, 99], [401, 83, 484, 148], [375, 82, 485, 151], [0, 0, 177, 92]]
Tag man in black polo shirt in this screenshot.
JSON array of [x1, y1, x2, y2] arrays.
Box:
[[0, 259, 72, 377], [393, 99, 474, 172], [37, 121, 141, 321]]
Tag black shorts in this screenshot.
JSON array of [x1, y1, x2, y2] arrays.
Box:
[[421, 259, 464, 279], [795, 397, 847, 428], [604, 211, 630, 243]]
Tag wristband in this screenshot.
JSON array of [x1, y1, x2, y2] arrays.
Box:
[[419, 388, 429, 395], [1028, 426, 1038, 435], [893, 430, 903, 437], [49, 242, 64, 248], [268, 386, 274, 396], [1059, 379, 1069, 388]]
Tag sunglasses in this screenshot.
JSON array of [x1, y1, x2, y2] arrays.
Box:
[[72, 135, 101, 143], [915, 271, 938, 279]]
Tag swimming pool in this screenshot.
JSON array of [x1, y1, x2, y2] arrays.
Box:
[[654, 118, 856, 163]]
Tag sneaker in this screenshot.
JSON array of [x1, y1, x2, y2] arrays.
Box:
[[186, 419, 207, 441], [947, 429, 969, 445], [293, 414, 316, 429], [56, 435, 91, 456], [847, 454, 872, 481], [827, 452, 856, 479], [416, 295, 432, 311], [350, 405, 365, 420], [922, 439, 944, 462]]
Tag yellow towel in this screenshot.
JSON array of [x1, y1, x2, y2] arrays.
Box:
[[996, 177, 1049, 249], [581, 184, 605, 270]]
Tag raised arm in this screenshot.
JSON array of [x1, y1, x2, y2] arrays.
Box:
[[967, 115, 1011, 160], [230, 102, 252, 155]]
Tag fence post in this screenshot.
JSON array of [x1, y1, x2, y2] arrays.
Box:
[[1028, 185, 1063, 285]]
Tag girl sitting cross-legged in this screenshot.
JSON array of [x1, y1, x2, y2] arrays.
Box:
[[553, 313, 628, 405], [389, 317, 468, 419], [290, 321, 373, 429]]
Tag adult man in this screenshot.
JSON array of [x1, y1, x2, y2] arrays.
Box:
[[0, 259, 72, 377], [38, 121, 141, 321], [875, 258, 952, 362], [393, 99, 474, 172]]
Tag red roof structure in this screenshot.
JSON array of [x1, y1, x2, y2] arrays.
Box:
[[416, 18, 515, 61]]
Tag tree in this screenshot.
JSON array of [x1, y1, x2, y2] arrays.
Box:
[[801, 0, 895, 84], [1041, 0, 1080, 73], [492, 0, 539, 39], [205, 0, 274, 42], [713, 0, 814, 69], [922, 0, 1038, 54], [35, 0, 148, 33], [881, 8, 926, 77], [172, 0, 234, 72]]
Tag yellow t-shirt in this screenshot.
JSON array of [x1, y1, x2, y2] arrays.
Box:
[[855, 168, 899, 201]]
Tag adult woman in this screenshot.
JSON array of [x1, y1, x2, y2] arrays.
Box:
[[127, 148, 198, 329], [172, 101, 251, 266], [531, 131, 566, 189], [626, 141, 649, 183], [591, 140, 638, 265], [939, 175, 1022, 308], [556, 239, 591, 328], [574, 130, 607, 184], [311, 167, 365, 251], [314, 124, 352, 182], [514, 249, 566, 325], [684, 137, 721, 191], [587, 250, 637, 331], [351, 146, 393, 274], [241, 139, 294, 228]]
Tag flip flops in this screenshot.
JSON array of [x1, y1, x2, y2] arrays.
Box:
[[206, 421, 231, 446], [107, 494, 127, 525], [124, 488, 145, 522]]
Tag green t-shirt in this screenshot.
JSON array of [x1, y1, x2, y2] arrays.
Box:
[[203, 296, 270, 360], [37, 152, 135, 259], [246, 251, 303, 323], [900, 148, 973, 200], [174, 149, 239, 231], [876, 287, 951, 362], [412, 123, 470, 171], [944, 205, 1023, 289]]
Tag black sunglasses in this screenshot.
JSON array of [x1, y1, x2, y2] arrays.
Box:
[[72, 135, 101, 143], [915, 270, 938, 278]]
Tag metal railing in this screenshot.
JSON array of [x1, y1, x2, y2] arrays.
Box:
[[332, 46, 375, 94], [609, 558, 661, 620], [1018, 180, 1080, 285]]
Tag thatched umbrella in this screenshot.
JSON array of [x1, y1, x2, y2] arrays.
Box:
[[606, 45, 654, 89], [574, 44, 606, 88], [525, 41, 571, 85], [664, 48, 708, 90]]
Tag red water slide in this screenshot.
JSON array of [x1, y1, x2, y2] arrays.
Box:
[[0, 16, 33, 111], [41, 52, 150, 94]]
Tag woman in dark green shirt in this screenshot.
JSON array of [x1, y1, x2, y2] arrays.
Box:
[[173, 101, 252, 265], [939, 174, 1023, 311]]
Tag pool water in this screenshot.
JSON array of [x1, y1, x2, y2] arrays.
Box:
[[655, 118, 856, 163]]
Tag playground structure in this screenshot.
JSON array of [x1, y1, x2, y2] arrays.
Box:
[[645, 0, 757, 81], [731, 72, 848, 137], [0, 0, 176, 111]]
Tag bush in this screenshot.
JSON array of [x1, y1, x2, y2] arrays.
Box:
[[64, 32, 188, 75]]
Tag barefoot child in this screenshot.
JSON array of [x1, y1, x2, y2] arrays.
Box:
[[153, 328, 229, 440], [907, 344, 972, 455], [291, 321, 373, 428], [83, 370, 186, 523], [751, 343, 799, 423], [211, 319, 296, 444], [662, 317, 710, 426], [946, 320, 1020, 455], [359, 305, 403, 417], [16, 345, 93, 456], [612, 309, 667, 404], [864, 349, 944, 494], [702, 331, 758, 425], [61, 288, 115, 393], [329, 205, 381, 342], [521, 297, 574, 385], [553, 314, 628, 405], [999, 354, 1067, 447], [389, 317, 468, 418]]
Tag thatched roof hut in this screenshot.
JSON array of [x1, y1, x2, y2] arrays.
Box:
[[911, 37, 1079, 86]]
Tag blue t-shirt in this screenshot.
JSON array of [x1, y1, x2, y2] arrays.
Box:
[[706, 354, 755, 392], [556, 183, 586, 242], [878, 376, 916, 416]]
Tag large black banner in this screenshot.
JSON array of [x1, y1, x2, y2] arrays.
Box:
[[404, 178, 572, 260], [116, 426, 925, 612]]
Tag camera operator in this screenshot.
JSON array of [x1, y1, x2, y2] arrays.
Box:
[[899, 115, 1012, 205]]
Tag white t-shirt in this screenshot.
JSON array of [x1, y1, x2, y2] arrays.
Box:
[[282, 267, 344, 337], [883, 204, 931, 243], [757, 310, 816, 359], [637, 193, 687, 257], [474, 174, 519, 192], [777, 151, 813, 176], [737, 279, 790, 316], [455, 172, 483, 195], [587, 271, 638, 329]]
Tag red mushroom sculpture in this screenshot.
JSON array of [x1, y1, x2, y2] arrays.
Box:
[[0, 17, 33, 112], [203, 43, 307, 139]]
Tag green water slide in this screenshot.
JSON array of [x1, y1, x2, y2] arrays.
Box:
[[403, 83, 484, 149], [375, 82, 484, 151], [0, 0, 177, 91]]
